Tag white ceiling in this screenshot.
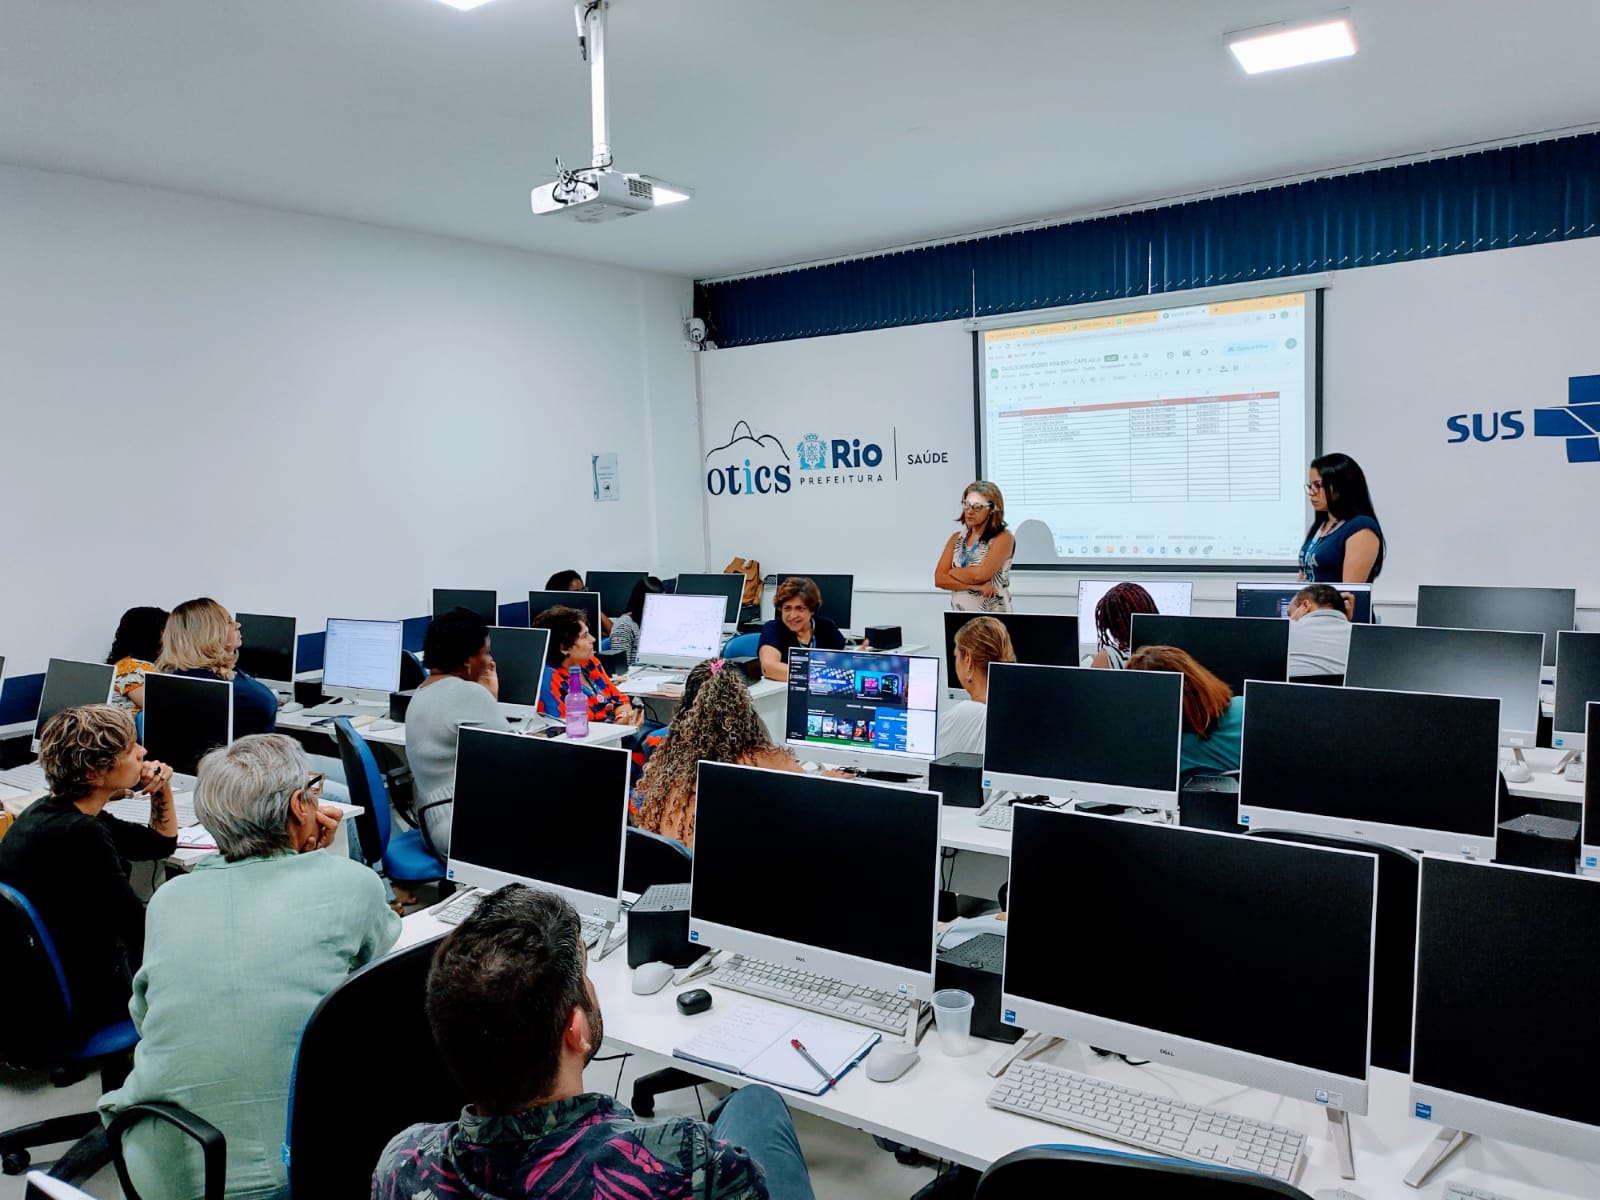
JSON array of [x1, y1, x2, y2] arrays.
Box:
[[5, 1, 1599, 280]]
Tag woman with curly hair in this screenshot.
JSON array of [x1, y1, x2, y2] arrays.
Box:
[[634, 659, 802, 849], [1089, 581, 1160, 669]]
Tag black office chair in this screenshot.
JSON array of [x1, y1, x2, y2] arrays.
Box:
[[973, 1145, 1313, 1198], [283, 934, 464, 1200], [399, 650, 427, 691], [625, 829, 701, 1117], [1248, 829, 1420, 1073], [106, 1104, 226, 1200]]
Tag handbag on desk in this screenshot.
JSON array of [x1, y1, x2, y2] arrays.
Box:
[[722, 556, 763, 625]]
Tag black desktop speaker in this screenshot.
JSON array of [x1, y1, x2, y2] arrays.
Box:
[[388, 690, 417, 722], [1178, 773, 1242, 832], [1495, 813, 1580, 875], [866, 624, 902, 650], [929, 752, 984, 808], [626, 883, 700, 968], [935, 933, 1022, 1044], [726, 656, 762, 682], [294, 679, 325, 708]]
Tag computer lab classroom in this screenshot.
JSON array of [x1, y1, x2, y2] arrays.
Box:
[[3, 3, 1600, 1199]]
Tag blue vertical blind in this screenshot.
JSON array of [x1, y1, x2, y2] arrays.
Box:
[[696, 132, 1600, 347]]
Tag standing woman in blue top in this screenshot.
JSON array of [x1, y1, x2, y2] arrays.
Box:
[[154, 597, 280, 736], [1300, 453, 1385, 584]]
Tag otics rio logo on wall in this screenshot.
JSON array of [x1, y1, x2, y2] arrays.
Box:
[[704, 421, 792, 496], [705, 422, 913, 498], [793, 432, 886, 485], [1446, 373, 1600, 461]]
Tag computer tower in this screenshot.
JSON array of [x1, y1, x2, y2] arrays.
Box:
[[929, 752, 984, 808], [626, 884, 700, 968], [934, 933, 1021, 1043]]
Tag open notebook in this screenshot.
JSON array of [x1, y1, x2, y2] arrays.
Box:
[[673, 1000, 880, 1095]]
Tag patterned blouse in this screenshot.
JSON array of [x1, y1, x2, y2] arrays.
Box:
[[111, 656, 154, 710], [372, 1093, 769, 1200], [538, 658, 630, 723], [949, 530, 1013, 613]]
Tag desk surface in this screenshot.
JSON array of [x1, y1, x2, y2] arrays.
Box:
[[392, 909, 1596, 1198], [273, 708, 634, 750]]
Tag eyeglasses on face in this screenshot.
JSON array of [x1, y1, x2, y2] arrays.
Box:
[[1304, 481, 1324, 494], [962, 501, 994, 511]]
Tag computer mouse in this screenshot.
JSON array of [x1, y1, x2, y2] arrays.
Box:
[[864, 1042, 920, 1082], [368, 719, 399, 732], [631, 961, 676, 996], [280, 701, 303, 714], [676, 988, 713, 1015], [1502, 758, 1533, 784]]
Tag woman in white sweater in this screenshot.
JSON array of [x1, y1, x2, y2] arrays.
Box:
[[940, 615, 1016, 755]]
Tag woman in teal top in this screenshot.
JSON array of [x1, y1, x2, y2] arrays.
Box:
[[100, 734, 400, 1200], [1127, 644, 1243, 776]]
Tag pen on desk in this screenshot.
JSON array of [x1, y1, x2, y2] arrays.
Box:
[[790, 1038, 835, 1089]]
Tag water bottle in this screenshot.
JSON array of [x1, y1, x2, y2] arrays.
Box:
[[564, 666, 589, 739]]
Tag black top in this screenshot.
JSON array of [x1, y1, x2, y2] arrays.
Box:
[[757, 615, 847, 660], [0, 797, 177, 1033]]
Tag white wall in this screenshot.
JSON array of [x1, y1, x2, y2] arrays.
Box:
[[0, 163, 701, 676]]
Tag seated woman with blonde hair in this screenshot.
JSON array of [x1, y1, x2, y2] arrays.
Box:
[[155, 597, 278, 736], [941, 615, 1017, 755]]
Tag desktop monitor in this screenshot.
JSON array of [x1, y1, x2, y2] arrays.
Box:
[[141, 673, 232, 779], [635, 593, 726, 668], [982, 663, 1182, 810], [585, 571, 648, 617], [432, 588, 498, 625], [321, 619, 403, 702], [1582, 702, 1600, 871], [1076, 579, 1193, 645], [1236, 581, 1373, 623], [1553, 632, 1600, 754], [528, 590, 602, 648], [234, 613, 297, 689], [1411, 856, 1600, 1162], [941, 612, 1080, 695], [1344, 624, 1543, 750], [32, 659, 115, 751], [1238, 681, 1501, 858], [1415, 585, 1576, 669], [777, 572, 853, 630], [446, 726, 630, 923], [1129, 613, 1289, 695], [674, 572, 746, 624], [688, 761, 940, 999], [1002, 809, 1376, 1116], [488, 626, 551, 709], [784, 647, 939, 772]]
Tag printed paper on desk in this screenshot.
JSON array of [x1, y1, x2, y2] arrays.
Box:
[[177, 824, 218, 850], [673, 1000, 879, 1095]]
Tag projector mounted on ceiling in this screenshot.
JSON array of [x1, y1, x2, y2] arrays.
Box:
[[531, 1, 693, 223]]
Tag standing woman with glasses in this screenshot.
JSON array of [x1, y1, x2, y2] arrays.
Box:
[[1299, 453, 1386, 584], [934, 481, 1014, 612]]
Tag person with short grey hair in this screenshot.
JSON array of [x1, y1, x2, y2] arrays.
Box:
[[101, 733, 399, 1200], [1287, 584, 1354, 679]]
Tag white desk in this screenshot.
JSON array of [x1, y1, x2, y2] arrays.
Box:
[[1507, 746, 1585, 806], [390, 909, 1596, 1198], [273, 707, 634, 750]]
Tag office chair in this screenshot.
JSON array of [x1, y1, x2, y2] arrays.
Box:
[[105, 1103, 225, 1200], [0, 883, 137, 1180], [283, 934, 464, 1200], [399, 650, 427, 691], [973, 1145, 1313, 1198], [625, 831, 702, 1117], [1248, 828, 1420, 1073], [332, 718, 445, 888], [722, 632, 760, 659]]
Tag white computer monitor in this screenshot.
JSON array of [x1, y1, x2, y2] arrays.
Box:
[[31, 658, 115, 752], [1554, 632, 1600, 754], [235, 613, 297, 691], [1003, 809, 1376, 1119], [635, 593, 725, 669], [1411, 855, 1600, 1165], [941, 612, 1080, 699], [674, 572, 747, 624], [446, 727, 629, 923], [1077, 578, 1194, 647], [141, 673, 233, 779], [321, 618, 403, 703], [784, 647, 939, 774], [432, 588, 498, 624], [688, 761, 940, 1001], [1236, 580, 1373, 623], [1582, 703, 1600, 872], [982, 663, 1183, 812], [1415, 584, 1576, 670], [488, 626, 552, 710]]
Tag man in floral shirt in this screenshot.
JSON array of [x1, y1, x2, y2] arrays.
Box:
[[372, 885, 815, 1200]]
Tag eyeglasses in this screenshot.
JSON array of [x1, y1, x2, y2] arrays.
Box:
[[304, 772, 326, 801], [1303, 481, 1324, 494], [962, 501, 994, 511]]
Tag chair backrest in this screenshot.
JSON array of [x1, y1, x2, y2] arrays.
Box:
[[399, 650, 427, 691], [624, 827, 693, 894], [333, 717, 391, 862], [284, 935, 465, 1199], [975, 1145, 1312, 1198], [0, 882, 75, 1066], [1248, 827, 1420, 1073], [722, 632, 761, 659]]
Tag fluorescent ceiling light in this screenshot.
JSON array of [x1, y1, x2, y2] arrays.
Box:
[[1229, 15, 1356, 74], [435, 0, 495, 10]]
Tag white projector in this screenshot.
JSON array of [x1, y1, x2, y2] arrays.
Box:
[[531, 168, 656, 223]]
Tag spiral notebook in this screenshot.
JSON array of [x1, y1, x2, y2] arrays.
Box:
[[673, 1000, 880, 1095]]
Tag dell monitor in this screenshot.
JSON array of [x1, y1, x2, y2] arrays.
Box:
[[1582, 703, 1600, 872], [528, 590, 602, 649], [1239, 681, 1501, 858], [785, 647, 939, 773], [1415, 585, 1576, 669], [321, 618, 403, 703], [635, 593, 726, 669], [432, 589, 498, 625], [585, 571, 648, 618], [1344, 624, 1543, 751], [1411, 856, 1600, 1166], [1077, 579, 1193, 647], [234, 613, 297, 690], [982, 663, 1183, 811], [487, 626, 551, 710], [141, 672, 233, 781], [32, 659, 115, 752], [1129, 613, 1289, 695], [1004, 810, 1376, 1126], [778, 572, 854, 630], [941, 612, 1079, 697], [674, 572, 747, 624], [1553, 632, 1600, 756], [1236, 581, 1373, 623], [689, 761, 940, 1000], [446, 726, 630, 923]]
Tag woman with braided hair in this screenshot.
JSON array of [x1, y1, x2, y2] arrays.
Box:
[[1089, 581, 1160, 669]]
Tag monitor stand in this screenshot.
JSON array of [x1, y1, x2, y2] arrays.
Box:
[[1326, 1107, 1355, 1180], [1403, 1126, 1473, 1188], [1553, 748, 1585, 780], [985, 1030, 1062, 1078]]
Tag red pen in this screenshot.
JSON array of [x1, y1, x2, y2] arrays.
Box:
[[791, 1038, 835, 1088]]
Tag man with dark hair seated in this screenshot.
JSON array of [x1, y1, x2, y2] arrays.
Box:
[[373, 885, 816, 1200], [1287, 583, 1353, 679]]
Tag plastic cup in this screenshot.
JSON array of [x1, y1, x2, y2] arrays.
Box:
[[931, 988, 975, 1056]]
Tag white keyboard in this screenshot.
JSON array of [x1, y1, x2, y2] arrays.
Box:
[[987, 1060, 1306, 1185], [1443, 1183, 1521, 1200], [707, 954, 914, 1035], [301, 701, 387, 718], [104, 794, 199, 829], [976, 803, 1014, 831], [434, 889, 607, 946], [0, 762, 48, 792]]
